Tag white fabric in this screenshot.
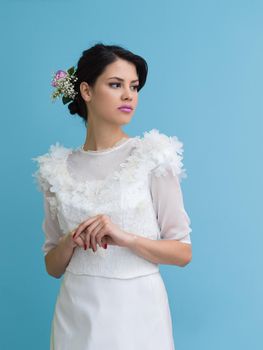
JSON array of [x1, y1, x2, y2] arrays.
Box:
[[51, 270, 175, 350], [34, 131, 191, 246], [32, 129, 192, 278], [32, 128, 192, 349]]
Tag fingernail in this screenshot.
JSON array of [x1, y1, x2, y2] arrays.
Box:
[[103, 244, 107, 249], [73, 232, 76, 239], [84, 243, 87, 250]]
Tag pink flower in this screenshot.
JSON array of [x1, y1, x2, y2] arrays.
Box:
[[51, 70, 67, 87]]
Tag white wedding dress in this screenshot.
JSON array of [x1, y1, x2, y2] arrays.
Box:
[[32, 129, 192, 350]]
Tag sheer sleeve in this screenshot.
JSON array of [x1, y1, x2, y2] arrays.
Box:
[[149, 167, 192, 244], [41, 190, 64, 256]]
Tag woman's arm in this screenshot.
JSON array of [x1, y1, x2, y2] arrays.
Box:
[[44, 231, 76, 279], [123, 165, 193, 267], [125, 234, 192, 266], [41, 191, 78, 278]]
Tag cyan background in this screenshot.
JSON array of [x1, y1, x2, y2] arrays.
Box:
[[1, 1, 262, 349]]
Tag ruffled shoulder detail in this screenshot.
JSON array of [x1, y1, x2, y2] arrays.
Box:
[[31, 142, 72, 193], [141, 128, 187, 181]]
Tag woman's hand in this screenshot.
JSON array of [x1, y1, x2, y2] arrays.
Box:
[[60, 229, 87, 250], [72, 214, 134, 252]]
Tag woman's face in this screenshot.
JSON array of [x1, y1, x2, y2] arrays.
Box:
[[80, 58, 139, 125]]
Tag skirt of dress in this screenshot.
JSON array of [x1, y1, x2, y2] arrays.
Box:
[[50, 270, 175, 350]]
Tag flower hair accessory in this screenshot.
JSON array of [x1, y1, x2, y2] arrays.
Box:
[[51, 66, 78, 104]]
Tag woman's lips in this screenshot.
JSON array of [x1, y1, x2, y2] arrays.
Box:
[[118, 107, 132, 113]]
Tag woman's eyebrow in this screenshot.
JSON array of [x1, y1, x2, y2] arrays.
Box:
[[107, 76, 139, 83]]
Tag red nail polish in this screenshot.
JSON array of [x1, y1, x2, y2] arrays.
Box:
[[73, 232, 76, 239], [84, 243, 87, 250], [103, 244, 107, 249]]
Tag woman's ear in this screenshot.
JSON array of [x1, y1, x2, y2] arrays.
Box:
[[80, 81, 92, 102]]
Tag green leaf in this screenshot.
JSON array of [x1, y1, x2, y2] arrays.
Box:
[[62, 95, 72, 105], [67, 66, 75, 75]]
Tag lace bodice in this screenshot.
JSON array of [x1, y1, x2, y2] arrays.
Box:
[[32, 129, 192, 278]]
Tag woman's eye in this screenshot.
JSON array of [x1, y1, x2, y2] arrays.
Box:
[[109, 83, 121, 88], [109, 83, 139, 91]]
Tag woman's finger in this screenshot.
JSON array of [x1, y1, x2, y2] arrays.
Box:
[[73, 216, 99, 240], [73, 231, 86, 248], [92, 223, 106, 249], [83, 228, 91, 250], [87, 221, 104, 251], [96, 231, 108, 249]]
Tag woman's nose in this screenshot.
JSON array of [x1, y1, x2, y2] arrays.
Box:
[[122, 86, 133, 100]]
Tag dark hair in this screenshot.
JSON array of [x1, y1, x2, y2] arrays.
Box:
[[68, 42, 148, 126]]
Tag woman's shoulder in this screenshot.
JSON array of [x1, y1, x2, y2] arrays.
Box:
[[31, 142, 72, 192], [139, 128, 187, 181], [32, 142, 72, 163]]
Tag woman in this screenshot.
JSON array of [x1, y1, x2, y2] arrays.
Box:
[[32, 42, 192, 350]]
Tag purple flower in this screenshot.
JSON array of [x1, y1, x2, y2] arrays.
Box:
[[51, 70, 67, 87]]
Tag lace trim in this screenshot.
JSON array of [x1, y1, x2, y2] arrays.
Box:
[[32, 129, 187, 195]]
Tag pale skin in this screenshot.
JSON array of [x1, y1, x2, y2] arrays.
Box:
[[45, 58, 192, 279]]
